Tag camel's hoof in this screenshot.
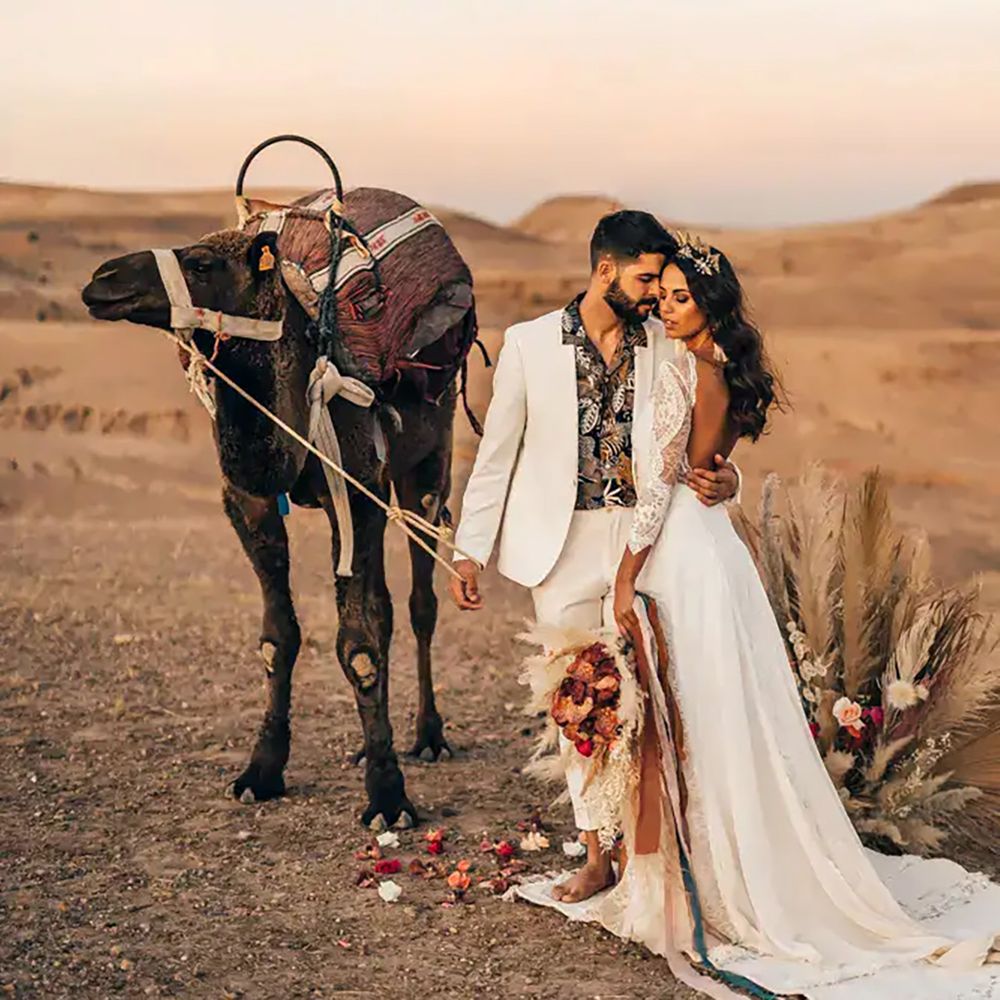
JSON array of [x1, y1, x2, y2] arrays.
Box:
[[232, 762, 285, 803], [408, 712, 453, 762], [361, 796, 418, 831], [408, 738, 453, 763]]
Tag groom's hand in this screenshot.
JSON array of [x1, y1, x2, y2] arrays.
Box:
[[449, 559, 484, 611], [687, 454, 739, 507]]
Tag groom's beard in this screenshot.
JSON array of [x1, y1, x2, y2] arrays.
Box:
[[604, 278, 657, 325]]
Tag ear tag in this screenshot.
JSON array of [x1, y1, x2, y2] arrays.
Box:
[[277, 492, 290, 516], [258, 245, 276, 272]]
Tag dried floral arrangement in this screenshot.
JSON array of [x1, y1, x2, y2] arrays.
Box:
[[743, 466, 1000, 855]]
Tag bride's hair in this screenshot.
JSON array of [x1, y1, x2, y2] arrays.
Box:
[[668, 249, 782, 441]]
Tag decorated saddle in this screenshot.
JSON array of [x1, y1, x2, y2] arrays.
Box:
[[239, 187, 481, 411]]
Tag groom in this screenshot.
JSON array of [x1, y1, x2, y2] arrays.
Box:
[[449, 211, 739, 902]]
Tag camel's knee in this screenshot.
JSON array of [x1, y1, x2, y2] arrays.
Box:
[[260, 641, 277, 673], [350, 651, 379, 691], [259, 618, 301, 672]]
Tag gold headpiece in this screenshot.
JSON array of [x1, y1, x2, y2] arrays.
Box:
[[670, 230, 721, 277]]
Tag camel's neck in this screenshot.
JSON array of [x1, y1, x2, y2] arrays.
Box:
[[212, 319, 314, 499]]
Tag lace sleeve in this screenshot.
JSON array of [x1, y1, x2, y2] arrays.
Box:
[[626, 359, 693, 553]]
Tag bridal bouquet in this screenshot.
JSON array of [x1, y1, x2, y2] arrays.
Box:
[[518, 625, 645, 848], [552, 641, 626, 758]]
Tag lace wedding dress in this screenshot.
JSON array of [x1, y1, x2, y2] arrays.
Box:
[[517, 348, 1000, 999]]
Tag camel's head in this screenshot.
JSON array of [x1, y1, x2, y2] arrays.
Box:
[[81, 229, 285, 330]]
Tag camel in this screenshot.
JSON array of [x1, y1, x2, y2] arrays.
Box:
[[80, 190, 478, 830]]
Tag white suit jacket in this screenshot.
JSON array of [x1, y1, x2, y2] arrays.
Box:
[[454, 307, 678, 589]]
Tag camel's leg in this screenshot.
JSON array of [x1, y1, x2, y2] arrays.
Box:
[[394, 448, 453, 762], [324, 482, 415, 830], [224, 482, 301, 802]]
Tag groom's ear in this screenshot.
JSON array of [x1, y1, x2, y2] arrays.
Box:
[[594, 253, 617, 286]]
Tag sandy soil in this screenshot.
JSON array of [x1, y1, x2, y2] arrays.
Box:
[[2, 182, 999, 998]]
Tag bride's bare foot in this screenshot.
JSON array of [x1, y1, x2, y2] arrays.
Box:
[[551, 861, 615, 903]]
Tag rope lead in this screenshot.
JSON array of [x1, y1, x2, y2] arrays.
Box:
[[166, 330, 474, 581]]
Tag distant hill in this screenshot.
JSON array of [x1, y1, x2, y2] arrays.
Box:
[[926, 182, 1000, 207], [512, 195, 625, 243], [0, 182, 305, 226]]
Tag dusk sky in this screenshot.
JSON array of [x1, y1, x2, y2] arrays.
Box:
[[3, 0, 998, 226]]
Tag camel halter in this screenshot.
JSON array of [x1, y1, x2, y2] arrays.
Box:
[[151, 249, 286, 343], [151, 247, 380, 577]]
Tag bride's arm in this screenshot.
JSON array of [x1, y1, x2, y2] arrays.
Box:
[[613, 362, 689, 635], [614, 358, 733, 636]]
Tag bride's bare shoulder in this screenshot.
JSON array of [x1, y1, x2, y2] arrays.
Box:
[[693, 353, 728, 388], [692, 354, 730, 414]]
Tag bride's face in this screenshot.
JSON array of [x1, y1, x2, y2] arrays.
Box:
[[659, 263, 708, 340]]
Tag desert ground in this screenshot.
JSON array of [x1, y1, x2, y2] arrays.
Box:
[[2, 180, 999, 998]]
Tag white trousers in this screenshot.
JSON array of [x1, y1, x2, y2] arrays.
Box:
[[530, 507, 634, 832]]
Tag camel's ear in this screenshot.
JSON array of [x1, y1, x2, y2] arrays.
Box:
[[247, 231, 280, 280]]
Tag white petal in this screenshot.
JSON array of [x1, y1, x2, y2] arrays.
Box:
[[377, 880, 402, 903], [520, 832, 550, 852]]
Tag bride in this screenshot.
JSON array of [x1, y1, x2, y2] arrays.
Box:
[[520, 235, 1000, 999]]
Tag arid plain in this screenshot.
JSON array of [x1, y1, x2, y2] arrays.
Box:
[[2, 180, 998, 997]]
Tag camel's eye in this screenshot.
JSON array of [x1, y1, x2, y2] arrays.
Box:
[[185, 253, 217, 277]]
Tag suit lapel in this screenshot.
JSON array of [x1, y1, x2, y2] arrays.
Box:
[[551, 316, 579, 463]]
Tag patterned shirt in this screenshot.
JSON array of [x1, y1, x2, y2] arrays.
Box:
[[561, 295, 646, 510]]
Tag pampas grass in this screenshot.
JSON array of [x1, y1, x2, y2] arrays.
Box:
[[754, 467, 999, 856]]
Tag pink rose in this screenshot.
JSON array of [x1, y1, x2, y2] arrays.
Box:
[[833, 696, 865, 732]]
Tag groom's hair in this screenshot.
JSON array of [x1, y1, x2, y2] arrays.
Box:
[[589, 211, 675, 271]]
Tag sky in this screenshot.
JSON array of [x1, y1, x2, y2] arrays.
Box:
[[2, 0, 998, 227]]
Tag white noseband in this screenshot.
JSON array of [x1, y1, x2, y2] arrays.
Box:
[[151, 248, 285, 342]]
